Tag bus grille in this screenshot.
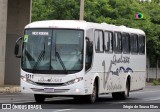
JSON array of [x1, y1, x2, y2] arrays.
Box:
[[35, 82, 65, 87], [31, 88, 69, 93]]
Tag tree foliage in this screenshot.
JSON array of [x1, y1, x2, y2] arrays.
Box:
[[32, 0, 160, 63]]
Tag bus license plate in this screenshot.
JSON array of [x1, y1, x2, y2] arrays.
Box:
[[44, 88, 54, 93]]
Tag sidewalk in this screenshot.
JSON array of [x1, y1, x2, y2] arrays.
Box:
[[0, 85, 20, 93]]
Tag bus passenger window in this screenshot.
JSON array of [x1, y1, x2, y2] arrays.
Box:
[[104, 31, 113, 52], [122, 33, 130, 54], [114, 32, 122, 53], [95, 30, 104, 53], [139, 35, 145, 54], [85, 39, 93, 71], [130, 34, 138, 54]]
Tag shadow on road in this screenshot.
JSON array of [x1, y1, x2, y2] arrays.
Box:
[[27, 96, 137, 105]]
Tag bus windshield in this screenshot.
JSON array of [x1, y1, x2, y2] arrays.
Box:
[[22, 29, 84, 74]]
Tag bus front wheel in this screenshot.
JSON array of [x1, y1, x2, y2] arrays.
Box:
[[34, 94, 45, 103], [86, 82, 97, 103]]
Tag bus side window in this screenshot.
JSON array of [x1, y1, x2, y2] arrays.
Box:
[[85, 39, 93, 71], [95, 30, 104, 53], [130, 34, 138, 54], [104, 31, 113, 52], [122, 33, 130, 54], [114, 32, 122, 53], [139, 35, 145, 54]]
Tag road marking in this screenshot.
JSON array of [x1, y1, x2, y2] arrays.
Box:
[[0, 97, 69, 103], [107, 102, 125, 105], [141, 97, 160, 101], [99, 90, 160, 98], [0, 95, 20, 97], [130, 90, 160, 94], [106, 96, 160, 105], [13, 101, 35, 103], [53, 109, 74, 112]]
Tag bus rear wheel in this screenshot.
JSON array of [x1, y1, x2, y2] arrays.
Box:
[[112, 81, 129, 100], [34, 94, 45, 103], [122, 80, 129, 100]]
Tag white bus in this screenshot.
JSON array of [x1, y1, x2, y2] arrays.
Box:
[[14, 20, 146, 103]]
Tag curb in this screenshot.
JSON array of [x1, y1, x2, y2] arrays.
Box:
[[0, 86, 20, 93]]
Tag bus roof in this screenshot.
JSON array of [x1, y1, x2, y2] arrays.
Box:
[[25, 20, 145, 35]]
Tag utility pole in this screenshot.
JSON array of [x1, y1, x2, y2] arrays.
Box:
[[80, 0, 84, 20]]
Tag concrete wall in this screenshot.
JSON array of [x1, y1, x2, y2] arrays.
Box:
[[0, 0, 8, 86], [4, 0, 32, 85], [147, 68, 160, 80]]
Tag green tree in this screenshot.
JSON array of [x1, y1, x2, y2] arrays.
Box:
[[32, 0, 80, 21], [32, 0, 160, 69]]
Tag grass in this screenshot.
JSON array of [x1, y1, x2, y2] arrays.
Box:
[[152, 80, 160, 86]]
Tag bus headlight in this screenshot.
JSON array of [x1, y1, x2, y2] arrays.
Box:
[[21, 76, 27, 81], [21, 76, 36, 85], [64, 77, 83, 86]]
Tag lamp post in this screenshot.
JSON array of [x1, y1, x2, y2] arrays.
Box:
[[79, 0, 84, 20]]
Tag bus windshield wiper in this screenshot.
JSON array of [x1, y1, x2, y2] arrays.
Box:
[[55, 51, 67, 74], [32, 44, 45, 70], [25, 49, 35, 62]]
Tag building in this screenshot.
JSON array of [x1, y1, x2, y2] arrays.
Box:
[[0, 0, 32, 86]]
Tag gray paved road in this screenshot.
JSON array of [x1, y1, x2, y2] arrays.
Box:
[[0, 85, 160, 112]]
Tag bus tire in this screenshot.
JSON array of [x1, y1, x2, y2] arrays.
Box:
[[34, 94, 45, 103], [73, 96, 83, 103], [121, 80, 129, 100], [86, 82, 97, 103], [112, 81, 129, 100], [112, 92, 119, 100]]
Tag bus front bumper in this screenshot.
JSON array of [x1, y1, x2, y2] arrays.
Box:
[[20, 79, 89, 95]]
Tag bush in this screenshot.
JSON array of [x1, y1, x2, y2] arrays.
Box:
[[152, 80, 159, 86]]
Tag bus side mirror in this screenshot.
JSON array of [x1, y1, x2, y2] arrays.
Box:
[[14, 44, 19, 55], [14, 37, 22, 58]]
